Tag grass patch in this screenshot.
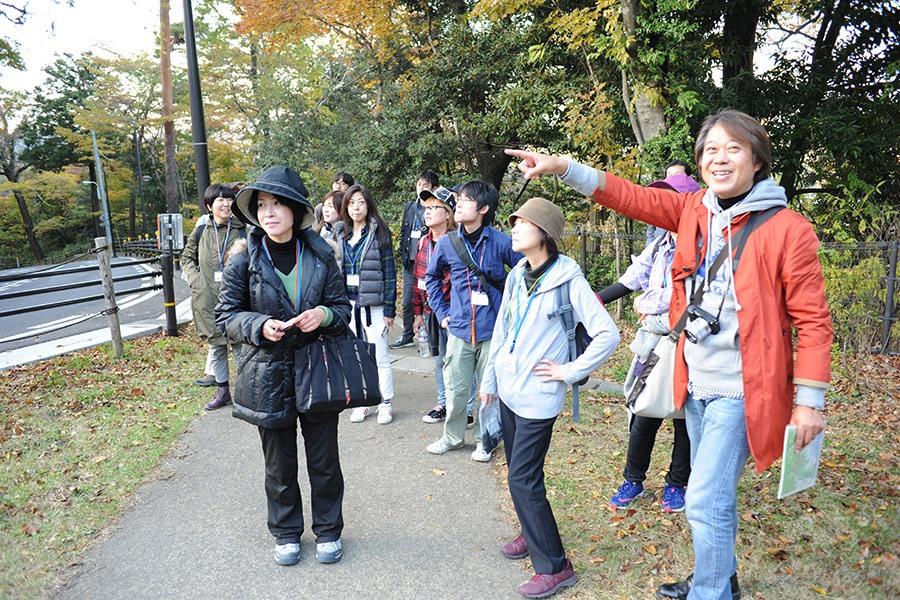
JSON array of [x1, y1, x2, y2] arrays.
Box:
[[0, 326, 209, 598], [495, 353, 899, 599]]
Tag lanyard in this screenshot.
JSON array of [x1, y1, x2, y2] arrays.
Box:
[[507, 260, 557, 353], [344, 232, 369, 275], [463, 234, 487, 293], [262, 238, 304, 312], [212, 218, 232, 270]]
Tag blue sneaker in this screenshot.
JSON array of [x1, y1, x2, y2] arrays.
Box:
[[316, 539, 343, 564], [274, 542, 300, 566], [610, 480, 644, 509], [661, 484, 686, 513]]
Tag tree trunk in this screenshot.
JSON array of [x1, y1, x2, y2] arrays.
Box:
[[721, 0, 764, 104], [778, 0, 850, 200], [13, 189, 44, 260], [160, 0, 179, 213], [620, 0, 666, 147], [473, 144, 511, 195], [249, 38, 269, 140]]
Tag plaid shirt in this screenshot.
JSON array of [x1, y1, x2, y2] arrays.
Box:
[[412, 231, 450, 316]]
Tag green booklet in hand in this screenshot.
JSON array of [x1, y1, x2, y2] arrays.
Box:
[[777, 425, 825, 499]]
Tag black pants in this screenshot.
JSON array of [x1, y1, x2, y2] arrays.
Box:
[[499, 400, 566, 575], [258, 411, 344, 545], [623, 414, 691, 487], [400, 265, 415, 338]]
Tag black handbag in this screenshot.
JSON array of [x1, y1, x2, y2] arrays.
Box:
[[294, 333, 383, 413]]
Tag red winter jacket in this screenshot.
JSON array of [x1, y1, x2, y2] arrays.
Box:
[[594, 174, 833, 471]]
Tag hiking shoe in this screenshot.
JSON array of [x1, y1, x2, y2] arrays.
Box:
[[501, 534, 529, 559], [426, 438, 463, 455], [204, 386, 231, 411], [423, 406, 446, 423], [656, 573, 740, 600], [376, 403, 393, 424], [195, 374, 217, 387], [471, 442, 493, 463], [661, 484, 686, 513], [517, 559, 577, 598], [316, 539, 343, 564], [389, 335, 414, 349], [273, 542, 300, 566], [466, 414, 475, 429], [349, 407, 370, 423], [609, 480, 644, 509]]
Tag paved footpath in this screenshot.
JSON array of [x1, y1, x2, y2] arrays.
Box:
[[55, 346, 530, 600]]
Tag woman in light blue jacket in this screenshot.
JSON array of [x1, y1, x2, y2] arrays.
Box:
[[480, 197, 620, 599]]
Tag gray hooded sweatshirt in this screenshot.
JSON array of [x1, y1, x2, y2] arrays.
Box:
[[683, 179, 788, 400], [480, 254, 620, 419]]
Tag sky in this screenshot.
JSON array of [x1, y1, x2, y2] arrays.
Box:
[[1, 0, 184, 92]]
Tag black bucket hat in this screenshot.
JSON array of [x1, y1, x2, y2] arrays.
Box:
[[235, 165, 316, 230]]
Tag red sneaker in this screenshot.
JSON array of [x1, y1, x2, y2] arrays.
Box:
[[517, 559, 577, 598], [501, 534, 529, 559]]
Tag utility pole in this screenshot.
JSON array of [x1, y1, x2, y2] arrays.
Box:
[[91, 130, 115, 253], [133, 130, 148, 237], [183, 0, 210, 212]]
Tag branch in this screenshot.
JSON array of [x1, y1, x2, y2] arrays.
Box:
[[0, 1, 27, 25], [768, 24, 818, 45]]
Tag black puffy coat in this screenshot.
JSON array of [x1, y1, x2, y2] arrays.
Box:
[[215, 227, 351, 428]]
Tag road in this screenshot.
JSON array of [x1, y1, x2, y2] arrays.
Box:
[[0, 255, 191, 352]]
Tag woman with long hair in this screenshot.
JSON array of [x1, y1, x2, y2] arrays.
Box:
[[317, 190, 345, 267], [340, 183, 397, 424]]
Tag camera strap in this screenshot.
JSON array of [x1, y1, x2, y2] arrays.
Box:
[[671, 206, 783, 340]]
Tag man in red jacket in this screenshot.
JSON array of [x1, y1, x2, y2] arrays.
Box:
[[506, 109, 831, 600]]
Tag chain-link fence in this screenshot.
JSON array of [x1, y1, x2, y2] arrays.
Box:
[[560, 229, 899, 355]]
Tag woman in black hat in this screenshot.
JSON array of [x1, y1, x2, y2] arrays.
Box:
[[216, 165, 352, 567]]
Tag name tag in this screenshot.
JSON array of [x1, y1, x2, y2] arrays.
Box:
[[410, 230, 422, 239], [471, 290, 489, 306], [417, 278, 427, 290], [346, 274, 360, 287], [214, 271, 223, 282]]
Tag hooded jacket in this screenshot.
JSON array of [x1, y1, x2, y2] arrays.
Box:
[[181, 217, 246, 343], [480, 255, 620, 420], [215, 227, 351, 428], [567, 168, 833, 471]]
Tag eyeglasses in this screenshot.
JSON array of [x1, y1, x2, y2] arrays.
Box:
[[423, 206, 448, 212]]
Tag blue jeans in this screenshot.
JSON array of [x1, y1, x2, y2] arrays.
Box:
[[435, 327, 475, 415], [684, 395, 750, 600]]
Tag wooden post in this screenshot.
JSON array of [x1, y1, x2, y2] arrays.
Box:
[[882, 240, 899, 353], [94, 237, 125, 358]]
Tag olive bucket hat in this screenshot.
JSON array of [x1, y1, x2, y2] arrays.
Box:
[[508, 197, 565, 245], [235, 165, 317, 231]]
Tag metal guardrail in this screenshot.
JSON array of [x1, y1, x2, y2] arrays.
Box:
[[0, 238, 179, 345]]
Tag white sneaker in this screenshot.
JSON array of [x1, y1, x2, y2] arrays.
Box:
[[274, 542, 300, 566], [349, 407, 369, 423], [426, 438, 463, 455], [376, 403, 393, 424], [471, 442, 493, 463], [316, 539, 343, 564]]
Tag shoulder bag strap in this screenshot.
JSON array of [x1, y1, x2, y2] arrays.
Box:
[[670, 206, 783, 338], [448, 233, 505, 292]]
